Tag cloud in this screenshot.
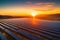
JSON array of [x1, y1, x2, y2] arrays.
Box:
[[24, 2, 56, 11]]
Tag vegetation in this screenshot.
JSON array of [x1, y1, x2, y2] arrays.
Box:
[[0, 15, 13, 19], [0, 14, 60, 21], [36, 14, 60, 21], [0, 15, 31, 19]]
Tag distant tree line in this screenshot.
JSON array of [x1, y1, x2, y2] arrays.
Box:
[[0, 15, 32, 19], [0, 15, 13, 19], [36, 14, 60, 21]]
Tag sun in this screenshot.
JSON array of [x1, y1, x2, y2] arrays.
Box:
[[31, 11, 37, 17]]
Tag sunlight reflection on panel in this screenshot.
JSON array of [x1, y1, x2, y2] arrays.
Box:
[[31, 17, 38, 26]]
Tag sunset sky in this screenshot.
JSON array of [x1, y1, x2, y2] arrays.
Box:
[[0, 0, 60, 16]]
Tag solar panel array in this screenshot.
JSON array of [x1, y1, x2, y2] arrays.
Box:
[[0, 19, 60, 40]]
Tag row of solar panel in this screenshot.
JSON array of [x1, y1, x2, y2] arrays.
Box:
[[0, 20, 60, 40]]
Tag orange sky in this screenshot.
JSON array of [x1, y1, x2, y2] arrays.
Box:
[[0, 2, 60, 16]]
